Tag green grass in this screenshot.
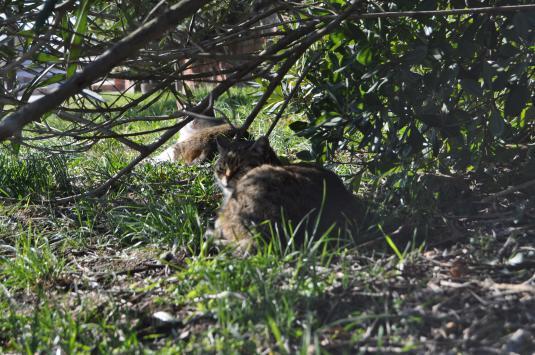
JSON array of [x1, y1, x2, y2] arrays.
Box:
[[0, 86, 328, 353], [0, 86, 528, 353], [0, 86, 423, 353], [0, 87, 369, 353], [0, 153, 72, 199]]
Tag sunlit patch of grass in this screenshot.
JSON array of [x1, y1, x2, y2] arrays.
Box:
[[165, 251, 334, 353], [0, 86, 440, 353], [0, 289, 143, 353], [104, 163, 218, 248], [0, 227, 64, 291], [0, 150, 72, 199], [155, 218, 366, 352]]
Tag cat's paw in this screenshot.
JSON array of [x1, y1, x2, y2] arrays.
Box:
[[233, 238, 255, 258], [204, 228, 255, 257]]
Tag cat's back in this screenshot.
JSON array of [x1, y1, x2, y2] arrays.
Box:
[[153, 122, 234, 164], [178, 118, 228, 143], [230, 163, 361, 223], [177, 124, 234, 164], [237, 163, 348, 196]]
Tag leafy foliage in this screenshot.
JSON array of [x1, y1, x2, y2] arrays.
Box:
[[3, 0, 534, 186], [289, 1, 534, 174]]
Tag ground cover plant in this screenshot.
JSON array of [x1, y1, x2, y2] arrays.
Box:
[[1, 0, 534, 353]]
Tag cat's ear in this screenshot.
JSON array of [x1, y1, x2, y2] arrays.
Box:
[[216, 135, 232, 153], [250, 136, 270, 153]]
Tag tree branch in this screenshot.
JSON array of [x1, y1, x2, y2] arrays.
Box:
[[266, 52, 321, 137], [347, 4, 535, 20], [55, 110, 149, 153], [0, 0, 214, 141]]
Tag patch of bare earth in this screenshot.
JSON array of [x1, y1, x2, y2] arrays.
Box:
[[317, 172, 535, 353]]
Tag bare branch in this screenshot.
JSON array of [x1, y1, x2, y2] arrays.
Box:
[[348, 4, 535, 20], [55, 110, 149, 153], [266, 52, 321, 137], [0, 0, 214, 141]]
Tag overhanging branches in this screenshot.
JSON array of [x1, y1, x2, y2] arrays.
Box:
[[0, 0, 213, 141], [2, 2, 534, 142]]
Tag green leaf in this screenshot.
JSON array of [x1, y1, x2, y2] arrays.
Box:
[[66, 0, 90, 78], [504, 85, 530, 117], [36, 53, 60, 63], [267, 317, 287, 354], [36, 73, 64, 88], [513, 13, 532, 40], [17, 30, 35, 41], [490, 108, 504, 137], [407, 127, 425, 151], [288, 121, 308, 132], [296, 150, 314, 161], [418, 114, 442, 127], [403, 45, 427, 64], [323, 116, 344, 127], [60, 15, 70, 44], [20, 65, 57, 102], [329, 32, 345, 51], [458, 18, 481, 59], [417, 0, 436, 11], [492, 72, 507, 91], [461, 79, 483, 97], [379, 225, 404, 262], [356, 47, 372, 66]]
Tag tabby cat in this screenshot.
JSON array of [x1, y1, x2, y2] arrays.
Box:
[[152, 118, 238, 164], [211, 136, 363, 254]]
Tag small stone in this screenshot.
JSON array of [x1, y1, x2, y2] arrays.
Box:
[[507, 252, 524, 266], [445, 321, 456, 330], [153, 311, 179, 325], [179, 330, 190, 340], [504, 329, 533, 354]]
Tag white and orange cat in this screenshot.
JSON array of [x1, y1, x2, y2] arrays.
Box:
[[151, 118, 240, 165]]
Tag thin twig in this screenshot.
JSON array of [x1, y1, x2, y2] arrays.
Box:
[[482, 179, 535, 203], [0, 0, 214, 141], [351, 4, 535, 19], [266, 52, 321, 137]]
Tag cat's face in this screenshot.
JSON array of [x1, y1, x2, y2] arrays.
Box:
[[215, 136, 279, 197]]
